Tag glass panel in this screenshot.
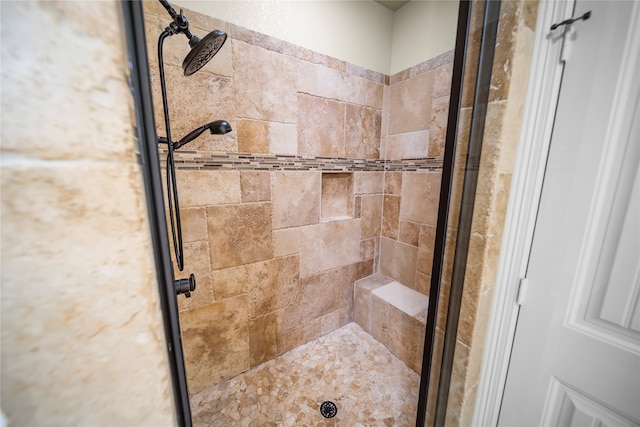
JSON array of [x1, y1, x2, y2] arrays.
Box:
[[141, 0, 460, 424]]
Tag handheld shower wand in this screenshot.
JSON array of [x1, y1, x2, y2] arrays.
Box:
[[156, 0, 230, 297]]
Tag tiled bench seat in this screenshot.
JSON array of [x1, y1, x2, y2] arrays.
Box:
[[354, 273, 428, 373]]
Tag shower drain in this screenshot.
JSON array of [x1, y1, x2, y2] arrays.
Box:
[[319, 401, 337, 418]]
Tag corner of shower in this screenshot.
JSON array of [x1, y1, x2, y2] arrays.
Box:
[[123, 0, 501, 424]]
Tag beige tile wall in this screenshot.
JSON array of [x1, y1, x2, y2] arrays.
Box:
[[143, 0, 452, 395], [379, 56, 453, 295], [1, 1, 176, 425]]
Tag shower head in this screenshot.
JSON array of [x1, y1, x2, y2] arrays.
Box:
[[183, 30, 227, 76], [158, 0, 227, 76], [173, 120, 232, 150]]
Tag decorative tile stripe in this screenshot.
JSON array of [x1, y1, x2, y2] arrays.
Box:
[[158, 149, 443, 172]]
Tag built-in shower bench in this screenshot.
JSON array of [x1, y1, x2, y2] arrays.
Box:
[[354, 273, 428, 373]]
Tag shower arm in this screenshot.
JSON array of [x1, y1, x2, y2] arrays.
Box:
[[158, 28, 185, 272], [158, 0, 198, 45]]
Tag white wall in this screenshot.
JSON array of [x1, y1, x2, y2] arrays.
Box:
[[391, 0, 459, 74], [175, 0, 458, 75]]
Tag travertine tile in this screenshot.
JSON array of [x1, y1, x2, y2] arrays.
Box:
[[321, 311, 341, 335], [153, 63, 236, 151], [211, 263, 247, 300], [269, 122, 298, 155], [207, 203, 273, 269], [387, 305, 425, 373], [237, 119, 269, 153], [417, 224, 437, 277], [249, 312, 277, 367], [339, 263, 364, 325], [176, 170, 241, 207], [458, 269, 482, 348], [415, 272, 431, 296], [240, 171, 270, 203], [191, 323, 420, 427], [388, 71, 434, 135], [271, 171, 320, 229], [372, 282, 428, 318], [399, 220, 420, 247], [277, 316, 322, 355], [364, 79, 385, 110], [359, 195, 383, 239], [384, 171, 403, 195], [428, 96, 450, 157], [489, 0, 518, 103], [296, 59, 366, 105], [385, 130, 430, 160], [231, 23, 297, 57], [354, 284, 371, 330], [0, 160, 176, 425], [233, 40, 297, 122], [297, 93, 345, 157], [382, 195, 400, 239], [381, 81, 391, 131], [272, 220, 361, 277], [176, 241, 214, 312], [355, 273, 394, 291], [369, 294, 390, 347], [360, 238, 376, 261], [433, 62, 454, 99], [426, 328, 446, 423], [354, 171, 384, 194], [277, 268, 340, 332], [400, 171, 442, 226], [180, 295, 250, 393], [179, 207, 208, 242], [380, 237, 418, 288], [445, 339, 471, 426], [246, 256, 300, 318], [345, 104, 381, 159], [465, 288, 495, 389]]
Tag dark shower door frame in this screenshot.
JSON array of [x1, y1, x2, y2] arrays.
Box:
[[121, 2, 193, 426], [120, 0, 495, 425]]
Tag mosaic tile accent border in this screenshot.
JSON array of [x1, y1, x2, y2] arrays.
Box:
[[158, 149, 443, 172]]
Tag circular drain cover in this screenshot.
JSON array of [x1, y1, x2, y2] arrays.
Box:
[[319, 401, 337, 418]]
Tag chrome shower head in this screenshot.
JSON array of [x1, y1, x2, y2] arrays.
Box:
[[183, 30, 227, 76]]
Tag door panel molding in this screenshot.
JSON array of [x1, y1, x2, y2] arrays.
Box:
[[542, 378, 638, 427], [566, 11, 640, 352]]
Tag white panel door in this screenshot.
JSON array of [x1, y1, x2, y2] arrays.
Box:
[[499, 1, 640, 426]]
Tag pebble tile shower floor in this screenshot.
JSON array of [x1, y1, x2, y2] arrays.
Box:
[[190, 323, 420, 426]]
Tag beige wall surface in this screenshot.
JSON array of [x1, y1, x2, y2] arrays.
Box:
[[0, 1, 176, 425], [391, 0, 460, 74]]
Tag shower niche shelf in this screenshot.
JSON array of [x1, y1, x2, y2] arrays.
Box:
[[321, 172, 353, 222]]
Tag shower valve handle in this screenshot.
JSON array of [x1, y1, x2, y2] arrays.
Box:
[[175, 273, 196, 298]]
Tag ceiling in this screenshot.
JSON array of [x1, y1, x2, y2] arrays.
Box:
[[375, 0, 410, 12]]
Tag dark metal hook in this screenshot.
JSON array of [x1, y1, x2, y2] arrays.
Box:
[[550, 10, 591, 31]]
